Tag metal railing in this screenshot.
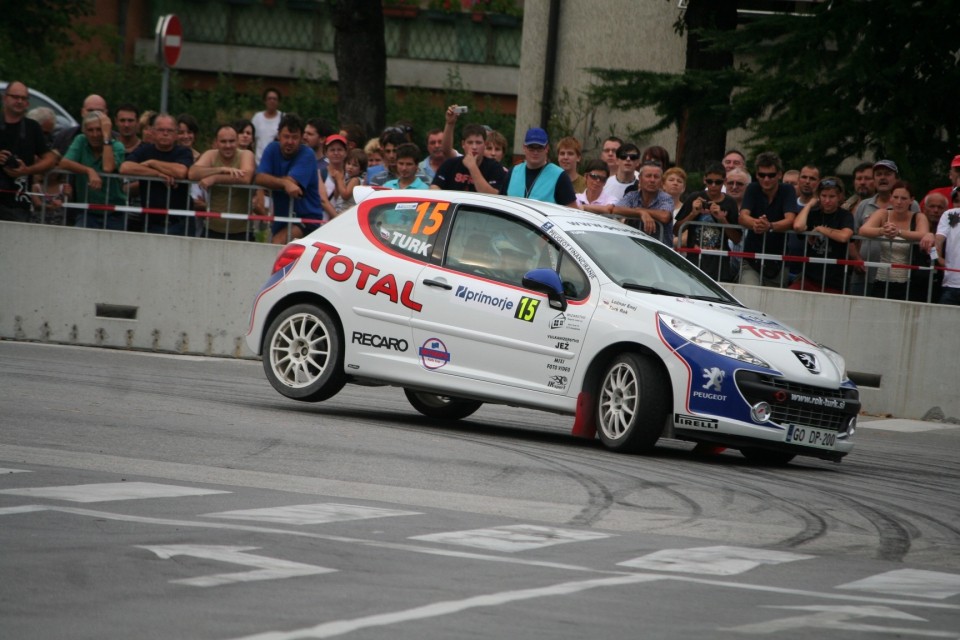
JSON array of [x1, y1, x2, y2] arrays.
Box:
[[29, 169, 320, 241], [676, 219, 949, 304]]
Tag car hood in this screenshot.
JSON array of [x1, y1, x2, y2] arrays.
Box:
[[618, 291, 846, 386]]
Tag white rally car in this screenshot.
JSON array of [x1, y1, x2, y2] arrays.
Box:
[[247, 189, 858, 464]]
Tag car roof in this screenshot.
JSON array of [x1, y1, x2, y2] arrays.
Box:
[[354, 187, 648, 237]]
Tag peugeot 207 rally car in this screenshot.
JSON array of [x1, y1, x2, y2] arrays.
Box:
[[247, 189, 858, 464]]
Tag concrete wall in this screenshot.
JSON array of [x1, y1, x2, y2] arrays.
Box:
[[2, 222, 957, 420]]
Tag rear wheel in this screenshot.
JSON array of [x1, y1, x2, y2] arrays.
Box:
[[739, 447, 797, 466], [404, 390, 482, 420], [596, 353, 668, 453], [262, 303, 345, 402]]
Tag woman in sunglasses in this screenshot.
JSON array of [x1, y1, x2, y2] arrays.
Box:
[[576, 159, 619, 218]]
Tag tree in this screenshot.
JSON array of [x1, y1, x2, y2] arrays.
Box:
[[587, 0, 738, 171], [329, 0, 387, 136], [0, 0, 93, 71], [588, 1, 960, 191]]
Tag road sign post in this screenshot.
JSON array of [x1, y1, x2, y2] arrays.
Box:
[[155, 14, 183, 114]]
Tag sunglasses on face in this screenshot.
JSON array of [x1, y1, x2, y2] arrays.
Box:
[[587, 173, 607, 181], [704, 179, 724, 186], [525, 144, 545, 151], [756, 171, 778, 179], [726, 181, 746, 188], [619, 153, 640, 161]]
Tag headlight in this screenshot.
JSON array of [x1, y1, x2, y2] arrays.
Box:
[[819, 344, 848, 380], [660, 313, 770, 368]]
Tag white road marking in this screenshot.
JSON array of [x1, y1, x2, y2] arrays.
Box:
[[0, 505, 49, 515], [617, 545, 813, 575], [0, 467, 31, 474], [410, 524, 613, 553], [204, 503, 421, 525], [228, 574, 666, 640], [838, 569, 960, 600], [0, 505, 616, 574], [0, 481, 229, 502], [139, 544, 336, 587], [862, 419, 959, 433], [724, 604, 957, 636]]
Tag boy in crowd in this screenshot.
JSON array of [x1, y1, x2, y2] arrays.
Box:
[[431, 123, 505, 193], [384, 143, 430, 190]]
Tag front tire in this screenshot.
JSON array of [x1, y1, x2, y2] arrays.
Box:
[[262, 303, 346, 402], [404, 390, 482, 420], [596, 353, 668, 453]]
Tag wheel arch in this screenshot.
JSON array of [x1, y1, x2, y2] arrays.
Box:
[[581, 341, 672, 401], [257, 292, 343, 357], [572, 341, 674, 440]]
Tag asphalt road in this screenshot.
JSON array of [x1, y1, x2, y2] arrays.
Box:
[[2, 341, 959, 639]]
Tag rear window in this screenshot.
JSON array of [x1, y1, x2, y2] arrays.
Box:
[[366, 200, 451, 263]]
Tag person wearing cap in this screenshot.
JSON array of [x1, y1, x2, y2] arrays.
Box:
[[934, 187, 960, 305], [848, 159, 919, 295], [501, 127, 577, 206], [922, 154, 960, 213]]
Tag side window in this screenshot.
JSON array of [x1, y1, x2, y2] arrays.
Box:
[[442, 208, 594, 301], [558, 253, 590, 300], [367, 200, 449, 262]]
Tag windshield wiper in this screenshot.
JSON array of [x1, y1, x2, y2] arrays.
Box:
[[621, 282, 682, 296]]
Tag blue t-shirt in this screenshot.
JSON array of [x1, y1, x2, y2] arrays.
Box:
[[257, 142, 323, 220], [383, 177, 430, 190]]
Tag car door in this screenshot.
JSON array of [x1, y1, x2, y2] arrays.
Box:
[[338, 197, 449, 377], [411, 205, 594, 395]]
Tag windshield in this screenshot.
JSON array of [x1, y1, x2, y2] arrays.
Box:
[[568, 229, 739, 304]]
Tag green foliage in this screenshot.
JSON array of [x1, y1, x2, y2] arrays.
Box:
[[714, 1, 960, 191], [385, 66, 516, 155], [588, 0, 960, 192], [0, 0, 93, 67]]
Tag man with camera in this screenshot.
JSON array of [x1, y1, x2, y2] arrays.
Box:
[[0, 81, 58, 222]]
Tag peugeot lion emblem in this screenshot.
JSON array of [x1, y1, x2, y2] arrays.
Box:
[[793, 351, 820, 374]]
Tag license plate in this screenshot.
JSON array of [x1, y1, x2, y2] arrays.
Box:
[[784, 425, 837, 449]]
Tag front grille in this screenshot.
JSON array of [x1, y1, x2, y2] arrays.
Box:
[[736, 372, 858, 432]]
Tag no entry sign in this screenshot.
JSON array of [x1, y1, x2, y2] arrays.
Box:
[[156, 14, 183, 68]]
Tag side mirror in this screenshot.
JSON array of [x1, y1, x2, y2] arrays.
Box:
[[521, 268, 567, 311]]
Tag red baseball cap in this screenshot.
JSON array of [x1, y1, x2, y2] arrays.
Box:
[[324, 134, 347, 147], [951, 155, 960, 168]]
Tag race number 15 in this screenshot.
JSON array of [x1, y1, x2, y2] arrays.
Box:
[[412, 202, 449, 235], [515, 296, 540, 322]]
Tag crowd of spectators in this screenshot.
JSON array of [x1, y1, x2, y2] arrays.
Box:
[[2, 80, 958, 305]]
